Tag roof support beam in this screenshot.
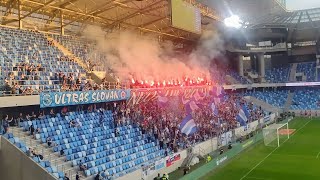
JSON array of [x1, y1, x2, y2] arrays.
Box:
[[20, 0, 112, 21], [140, 17, 167, 28], [60, 10, 64, 35], [105, 0, 165, 28], [306, 11, 320, 39], [3, 0, 56, 24], [45, 0, 81, 25], [288, 12, 304, 43], [22, 0, 56, 19], [18, 0, 22, 29], [91, 0, 137, 16], [44, 0, 120, 29], [59, 0, 163, 29], [1, 0, 18, 24]]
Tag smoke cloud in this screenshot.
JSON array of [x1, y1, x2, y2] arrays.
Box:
[[82, 25, 225, 84]]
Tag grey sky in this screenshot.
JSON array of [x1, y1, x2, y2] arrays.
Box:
[[286, 0, 320, 10]]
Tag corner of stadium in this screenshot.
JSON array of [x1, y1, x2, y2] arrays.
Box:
[[1, 0, 320, 180]]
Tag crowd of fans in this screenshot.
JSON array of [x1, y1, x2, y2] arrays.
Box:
[[1, 91, 264, 180], [1, 92, 264, 148], [115, 93, 264, 155], [1, 69, 122, 96]]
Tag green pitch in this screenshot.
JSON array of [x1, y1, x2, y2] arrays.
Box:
[[202, 118, 320, 180]]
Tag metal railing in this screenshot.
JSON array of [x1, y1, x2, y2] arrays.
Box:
[[0, 82, 129, 97]]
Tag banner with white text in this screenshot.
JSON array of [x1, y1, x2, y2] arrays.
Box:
[[40, 90, 131, 108]]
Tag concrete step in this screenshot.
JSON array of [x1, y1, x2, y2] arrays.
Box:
[[10, 127, 79, 180]]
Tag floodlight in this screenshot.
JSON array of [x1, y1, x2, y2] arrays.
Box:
[[224, 15, 242, 29]]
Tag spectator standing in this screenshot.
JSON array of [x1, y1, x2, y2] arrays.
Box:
[[76, 172, 80, 180], [64, 173, 70, 180]]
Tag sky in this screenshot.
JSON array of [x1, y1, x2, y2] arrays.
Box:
[[286, 0, 320, 10]]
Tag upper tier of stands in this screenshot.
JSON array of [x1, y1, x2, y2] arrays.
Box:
[[0, 27, 87, 96], [265, 66, 290, 83], [50, 34, 109, 72], [0, 26, 319, 97], [296, 62, 316, 82]]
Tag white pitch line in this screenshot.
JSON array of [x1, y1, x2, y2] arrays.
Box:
[[240, 119, 312, 180], [246, 177, 268, 180], [316, 152, 320, 159]]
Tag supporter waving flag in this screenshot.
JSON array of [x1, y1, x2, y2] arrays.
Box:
[[180, 114, 197, 135], [214, 96, 222, 104], [157, 92, 169, 107], [185, 98, 203, 114], [210, 100, 219, 116], [236, 106, 250, 126], [211, 86, 225, 97]]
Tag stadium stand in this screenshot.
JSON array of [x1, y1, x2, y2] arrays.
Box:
[[244, 89, 288, 108], [265, 66, 290, 83], [2, 0, 320, 180], [229, 71, 249, 84], [17, 109, 163, 179], [0, 27, 87, 96], [291, 88, 320, 110], [1, 90, 264, 179], [296, 62, 316, 82]]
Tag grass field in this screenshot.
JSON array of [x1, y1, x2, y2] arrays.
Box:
[[201, 117, 320, 180]]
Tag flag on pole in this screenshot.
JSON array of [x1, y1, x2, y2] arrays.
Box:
[[211, 86, 225, 97], [185, 99, 202, 114], [210, 100, 218, 116], [180, 114, 197, 135], [157, 93, 169, 107], [214, 97, 221, 104], [236, 107, 250, 126]]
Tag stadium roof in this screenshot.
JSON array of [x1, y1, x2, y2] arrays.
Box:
[[250, 8, 320, 29], [0, 0, 220, 43]]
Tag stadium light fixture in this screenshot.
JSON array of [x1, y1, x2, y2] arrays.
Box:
[[224, 15, 243, 29]]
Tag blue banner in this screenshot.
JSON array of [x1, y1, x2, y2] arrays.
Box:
[[40, 90, 131, 108], [264, 115, 271, 123]]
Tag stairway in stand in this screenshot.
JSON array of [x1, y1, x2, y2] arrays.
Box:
[[289, 63, 298, 82], [9, 127, 79, 180], [45, 36, 89, 73], [284, 91, 294, 112]]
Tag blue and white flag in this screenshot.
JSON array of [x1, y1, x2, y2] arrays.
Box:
[[214, 97, 221, 104], [236, 107, 250, 126], [180, 114, 197, 135], [185, 100, 202, 114], [211, 86, 225, 97], [210, 100, 218, 116], [157, 93, 169, 107]]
